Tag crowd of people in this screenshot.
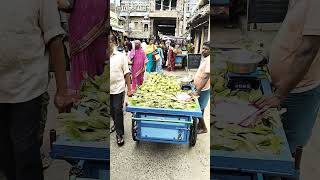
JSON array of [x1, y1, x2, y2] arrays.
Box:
[[116, 37, 191, 74], [110, 33, 211, 146]]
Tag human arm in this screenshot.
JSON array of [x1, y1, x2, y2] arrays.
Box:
[[122, 54, 133, 96], [40, 0, 69, 111], [255, 36, 320, 109], [191, 73, 210, 96], [48, 36, 70, 111], [160, 48, 164, 58], [255, 0, 320, 109], [127, 52, 133, 64], [125, 73, 132, 96]]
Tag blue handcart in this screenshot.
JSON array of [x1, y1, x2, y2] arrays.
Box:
[[126, 101, 203, 146], [50, 130, 109, 180]]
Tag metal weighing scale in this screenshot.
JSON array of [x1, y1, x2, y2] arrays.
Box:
[[226, 70, 261, 91]]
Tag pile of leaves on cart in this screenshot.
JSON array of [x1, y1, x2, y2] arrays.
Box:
[[129, 73, 199, 110], [211, 69, 284, 154], [57, 65, 109, 142]]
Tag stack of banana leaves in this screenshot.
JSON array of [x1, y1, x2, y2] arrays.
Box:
[[129, 73, 199, 110], [211, 69, 284, 154], [57, 65, 109, 142]]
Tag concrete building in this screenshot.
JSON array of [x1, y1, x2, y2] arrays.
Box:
[[110, 1, 126, 47], [118, 0, 197, 39], [110, 11, 125, 33], [187, 0, 210, 53]]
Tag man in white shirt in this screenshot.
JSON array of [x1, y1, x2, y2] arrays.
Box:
[[110, 35, 132, 146], [141, 39, 147, 50], [0, 1, 69, 180], [254, 0, 320, 155], [191, 42, 210, 134]]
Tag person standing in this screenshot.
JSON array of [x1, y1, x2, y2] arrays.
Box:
[[155, 43, 164, 73], [144, 39, 157, 73], [141, 39, 147, 50], [68, 0, 107, 92], [165, 39, 171, 48], [160, 41, 168, 68], [191, 42, 210, 134], [187, 42, 195, 53], [0, 0, 70, 179], [254, 0, 320, 156], [167, 42, 176, 71], [129, 40, 147, 92], [124, 46, 129, 56], [125, 37, 132, 51], [110, 35, 133, 146]]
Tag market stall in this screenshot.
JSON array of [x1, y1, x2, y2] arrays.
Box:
[[50, 65, 110, 180], [210, 49, 300, 179], [126, 73, 202, 146]]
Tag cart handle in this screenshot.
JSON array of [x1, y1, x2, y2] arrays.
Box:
[[132, 117, 193, 124]]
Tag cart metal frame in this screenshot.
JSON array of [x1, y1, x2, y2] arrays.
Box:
[[211, 71, 300, 179], [50, 130, 109, 180], [127, 97, 202, 146]]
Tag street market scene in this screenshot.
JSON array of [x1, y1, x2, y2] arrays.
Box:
[[110, 0, 210, 179], [211, 0, 320, 180], [0, 1, 109, 180]]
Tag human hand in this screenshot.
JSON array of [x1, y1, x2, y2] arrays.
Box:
[[127, 90, 133, 97], [189, 91, 199, 97], [54, 91, 73, 113], [252, 94, 281, 113]]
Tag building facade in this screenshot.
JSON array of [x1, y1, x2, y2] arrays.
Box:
[[187, 0, 210, 53], [118, 0, 197, 39]]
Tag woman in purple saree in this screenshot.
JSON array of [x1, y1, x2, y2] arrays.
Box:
[[69, 0, 107, 91], [128, 40, 147, 92]]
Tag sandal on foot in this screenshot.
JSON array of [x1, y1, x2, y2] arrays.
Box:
[[110, 125, 116, 133], [41, 153, 52, 170], [116, 135, 124, 146]]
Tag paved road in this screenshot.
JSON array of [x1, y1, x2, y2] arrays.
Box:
[[110, 70, 210, 180]]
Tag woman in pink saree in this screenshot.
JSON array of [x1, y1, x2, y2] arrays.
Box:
[[69, 0, 107, 91], [128, 40, 147, 92]]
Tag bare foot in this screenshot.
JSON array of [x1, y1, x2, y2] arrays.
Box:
[[197, 128, 208, 134]]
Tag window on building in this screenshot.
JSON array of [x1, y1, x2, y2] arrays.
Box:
[[144, 24, 148, 32], [163, 0, 169, 10], [171, 0, 177, 10], [155, 0, 161, 10], [161, 0, 177, 11], [134, 22, 138, 28]]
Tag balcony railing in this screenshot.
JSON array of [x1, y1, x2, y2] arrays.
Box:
[[120, 1, 150, 13]]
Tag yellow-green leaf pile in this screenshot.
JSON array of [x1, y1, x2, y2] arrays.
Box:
[[129, 73, 199, 110], [211, 69, 284, 154], [58, 64, 110, 142]]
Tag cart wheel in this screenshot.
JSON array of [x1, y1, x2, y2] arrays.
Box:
[[189, 118, 198, 147], [132, 120, 139, 142]]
